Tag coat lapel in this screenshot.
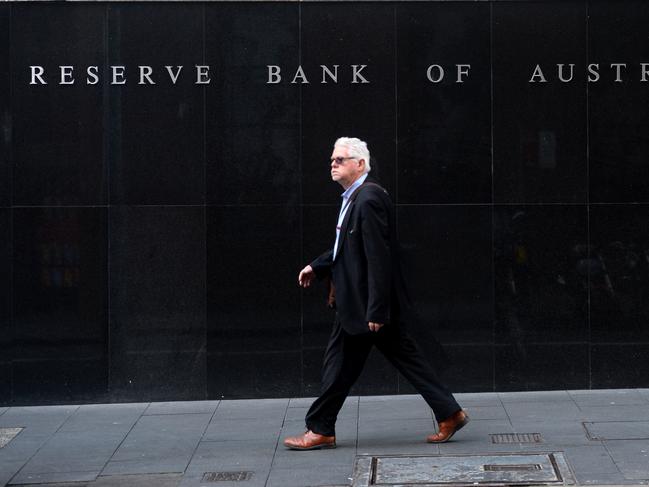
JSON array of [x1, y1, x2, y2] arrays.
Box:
[[334, 200, 356, 262], [333, 177, 381, 262]]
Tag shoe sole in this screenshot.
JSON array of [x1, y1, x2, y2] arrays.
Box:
[[427, 414, 470, 444], [285, 443, 337, 451]]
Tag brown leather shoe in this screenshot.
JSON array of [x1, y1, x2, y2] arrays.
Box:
[[284, 430, 336, 450], [426, 410, 470, 443]]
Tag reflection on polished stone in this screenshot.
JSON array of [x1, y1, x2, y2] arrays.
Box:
[[589, 1, 649, 203], [0, 209, 9, 404], [0, 5, 9, 208], [207, 206, 302, 397], [398, 205, 493, 346], [493, 2, 587, 204], [440, 345, 494, 393], [208, 351, 301, 398], [108, 4, 205, 205], [591, 344, 649, 389], [109, 206, 207, 401], [589, 204, 649, 343], [206, 3, 300, 205], [301, 3, 396, 204], [12, 207, 108, 403], [302, 205, 339, 349], [12, 4, 107, 206], [397, 3, 491, 204], [494, 205, 588, 345], [496, 344, 589, 391]]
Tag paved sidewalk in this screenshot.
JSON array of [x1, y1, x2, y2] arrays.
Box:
[[0, 389, 648, 487]]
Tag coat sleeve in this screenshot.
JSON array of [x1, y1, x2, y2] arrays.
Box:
[[360, 192, 392, 324], [310, 249, 333, 279]]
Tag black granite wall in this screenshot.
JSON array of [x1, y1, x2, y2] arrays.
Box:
[[1, 1, 649, 405]]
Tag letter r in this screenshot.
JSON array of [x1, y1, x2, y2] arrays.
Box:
[[30, 66, 47, 85]]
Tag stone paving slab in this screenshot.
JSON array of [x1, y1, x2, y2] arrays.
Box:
[[0, 433, 68, 484], [455, 392, 501, 402], [1, 391, 649, 486], [358, 397, 432, 421], [289, 397, 358, 410], [579, 406, 649, 422], [144, 401, 220, 416], [584, 421, 649, 440], [463, 405, 509, 420], [94, 473, 182, 487], [288, 397, 317, 408], [100, 459, 188, 476], [211, 399, 288, 421], [562, 445, 622, 475], [15, 431, 126, 474], [59, 404, 147, 434], [265, 465, 354, 487], [0, 406, 79, 436], [604, 439, 649, 481], [9, 470, 100, 485], [357, 417, 433, 444], [2, 473, 183, 487], [203, 418, 282, 442], [576, 474, 646, 485], [504, 400, 582, 422], [0, 437, 51, 469], [0, 473, 13, 487], [187, 439, 277, 470], [569, 390, 648, 407], [100, 413, 212, 476], [499, 391, 575, 403]]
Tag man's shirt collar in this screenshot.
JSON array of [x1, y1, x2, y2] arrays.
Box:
[[341, 173, 368, 200]]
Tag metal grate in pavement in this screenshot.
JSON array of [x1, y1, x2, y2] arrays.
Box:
[[351, 452, 576, 486], [0, 428, 23, 448], [490, 432, 543, 444], [202, 471, 254, 482], [484, 464, 543, 472]]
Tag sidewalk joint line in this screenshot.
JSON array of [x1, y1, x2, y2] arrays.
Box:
[[182, 399, 221, 476], [97, 402, 151, 477], [7, 405, 81, 486], [265, 399, 291, 487]]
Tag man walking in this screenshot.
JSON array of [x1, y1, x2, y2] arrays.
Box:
[[283, 137, 468, 450]]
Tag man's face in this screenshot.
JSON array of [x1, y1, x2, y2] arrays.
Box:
[[330, 145, 364, 188]]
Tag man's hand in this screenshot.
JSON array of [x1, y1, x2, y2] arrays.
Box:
[[368, 322, 384, 332], [298, 265, 315, 288]]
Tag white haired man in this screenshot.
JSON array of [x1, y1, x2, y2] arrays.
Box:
[[284, 137, 468, 450]]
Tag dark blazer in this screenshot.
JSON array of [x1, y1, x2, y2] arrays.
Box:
[[310, 177, 411, 335]]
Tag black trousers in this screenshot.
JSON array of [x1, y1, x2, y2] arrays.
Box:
[[305, 318, 461, 437]]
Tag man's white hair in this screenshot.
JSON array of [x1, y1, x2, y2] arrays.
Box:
[[334, 137, 371, 174]]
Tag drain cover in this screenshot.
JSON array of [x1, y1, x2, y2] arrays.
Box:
[[202, 471, 254, 482], [351, 452, 575, 486], [0, 428, 23, 448], [490, 433, 543, 444]]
